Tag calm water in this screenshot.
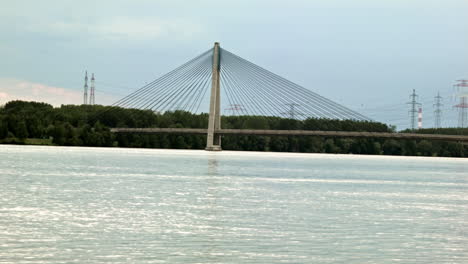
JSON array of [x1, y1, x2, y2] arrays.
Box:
[[1, 145, 467, 263]]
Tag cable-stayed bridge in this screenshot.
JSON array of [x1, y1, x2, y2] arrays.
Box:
[[110, 43, 468, 150]]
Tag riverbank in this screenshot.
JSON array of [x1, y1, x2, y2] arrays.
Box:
[[1, 100, 467, 157], [0, 138, 52, 145]]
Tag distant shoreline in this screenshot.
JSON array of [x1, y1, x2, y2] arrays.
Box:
[[1, 101, 467, 158], [2, 142, 467, 159]]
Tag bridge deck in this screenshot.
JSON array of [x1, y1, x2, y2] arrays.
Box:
[[110, 128, 468, 142]]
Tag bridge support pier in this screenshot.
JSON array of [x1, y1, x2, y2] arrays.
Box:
[[206, 42, 222, 151]]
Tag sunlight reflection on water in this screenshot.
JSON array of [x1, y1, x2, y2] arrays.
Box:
[[1, 145, 467, 263]]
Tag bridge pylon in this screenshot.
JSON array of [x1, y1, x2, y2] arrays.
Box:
[[205, 42, 222, 151]]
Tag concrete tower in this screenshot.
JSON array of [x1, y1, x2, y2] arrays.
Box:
[[205, 42, 222, 151]]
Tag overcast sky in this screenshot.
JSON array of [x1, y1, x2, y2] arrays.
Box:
[[1, 0, 467, 129]]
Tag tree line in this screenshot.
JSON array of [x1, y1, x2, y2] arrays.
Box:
[[0, 100, 467, 157]]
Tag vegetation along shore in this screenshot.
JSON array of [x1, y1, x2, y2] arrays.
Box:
[[1, 100, 467, 157]]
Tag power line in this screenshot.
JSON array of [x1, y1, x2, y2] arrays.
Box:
[[105, 47, 372, 122]]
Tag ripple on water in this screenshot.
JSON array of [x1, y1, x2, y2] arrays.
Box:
[[0, 145, 467, 263]]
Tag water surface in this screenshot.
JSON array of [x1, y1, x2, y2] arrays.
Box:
[[1, 145, 467, 263]]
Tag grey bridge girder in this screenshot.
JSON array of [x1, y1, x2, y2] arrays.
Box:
[[110, 128, 468, 142]]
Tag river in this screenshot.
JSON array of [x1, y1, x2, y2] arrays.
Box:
[[1, 145, 467, 263]]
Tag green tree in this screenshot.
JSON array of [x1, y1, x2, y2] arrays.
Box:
[[52, 124, 66, 145], [0, 119, 8, 139], [383, 139, 402, 155], [416, 140, 433, 156], [16, 121, 28, 139], [324, 139, 340, 153]]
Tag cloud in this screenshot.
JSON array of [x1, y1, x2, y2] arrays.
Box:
[[0, 78, 83, 106], [28, 16, 203, 43]]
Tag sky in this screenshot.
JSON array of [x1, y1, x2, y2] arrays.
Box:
[[0, 0, 467, 129]]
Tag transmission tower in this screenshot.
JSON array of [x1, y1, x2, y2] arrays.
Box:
[[225, 104, 245, 116], [417, 107, 423, 129], [454, 79, 468, 128], [407, 89, 421, 130], [282, 103, 303, 119], [90, 73, 95, 105], [83, 71, 88, 105], [433, 92, 443, 128]]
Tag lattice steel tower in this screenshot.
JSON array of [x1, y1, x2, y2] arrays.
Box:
[[454, 79, 468, 128], [407, 89, 421, 130], [433, 92, 443, 128], [83, 71, 88, 105], [90, 73, 95, 105], [282, 103, 303, 119]]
